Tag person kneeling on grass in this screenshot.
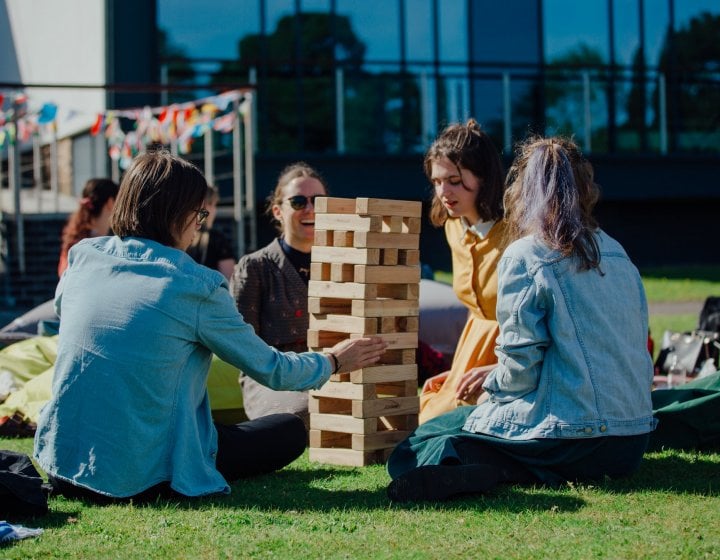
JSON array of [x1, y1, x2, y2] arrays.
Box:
[[34, 150, 386, 504], [386, 136, 657, 502]]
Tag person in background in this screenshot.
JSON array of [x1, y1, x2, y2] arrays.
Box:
[[230, 162, 328, 427], [418, 119, 508, 424], [58, 178, 119, 276], [34, 151, 386, 503], [386, 136, 656, 502], [186, 184, 235, 280]]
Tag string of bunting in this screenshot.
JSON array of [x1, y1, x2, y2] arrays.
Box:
[[0, 89, 250, 169]]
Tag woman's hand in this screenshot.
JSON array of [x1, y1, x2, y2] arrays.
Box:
[[455, 364, 496, 403], [421, 371, 449, 394], [328, 337, 387, 373]]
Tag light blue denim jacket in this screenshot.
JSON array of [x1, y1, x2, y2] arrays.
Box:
[[35, 236, 331, 498], [463, 230, 657, 440]]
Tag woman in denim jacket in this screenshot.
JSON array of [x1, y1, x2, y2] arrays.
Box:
[[34, 151, 386, 503], [387, 137, 656, 502]]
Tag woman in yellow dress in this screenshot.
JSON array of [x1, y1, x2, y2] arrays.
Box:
[[419, 119, 508, 424]]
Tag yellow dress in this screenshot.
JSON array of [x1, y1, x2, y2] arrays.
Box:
[[419, 218, 508, 424]]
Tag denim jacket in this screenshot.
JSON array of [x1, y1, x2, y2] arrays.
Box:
[[35, 236, 331, 498], [463, 230, 657, 440]]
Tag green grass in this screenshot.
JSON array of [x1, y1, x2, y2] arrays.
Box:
[[1, 436, 718, 560], [435, 266, 720, 304], [3, 266, 719, 558]]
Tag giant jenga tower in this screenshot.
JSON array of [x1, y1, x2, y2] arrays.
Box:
[[307, 196, 422, 466]]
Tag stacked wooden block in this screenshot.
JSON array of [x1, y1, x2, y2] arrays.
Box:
[[307, 196, 422, 466]]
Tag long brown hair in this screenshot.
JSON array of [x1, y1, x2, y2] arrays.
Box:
[[504, 136, 601, 270], [424, 119, 505, 227], [60, 178, 119, 256]]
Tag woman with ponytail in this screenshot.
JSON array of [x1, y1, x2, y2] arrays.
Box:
[[386, 136, 656, 502], [58, 178, 119, 276]]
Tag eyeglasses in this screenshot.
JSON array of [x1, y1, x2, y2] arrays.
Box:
[[285, 195, 320, 210], [196, 208, 210, 225]]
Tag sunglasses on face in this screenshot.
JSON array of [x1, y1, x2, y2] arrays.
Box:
[[196, 208, 210, 225], [285, 195, 320, 210]]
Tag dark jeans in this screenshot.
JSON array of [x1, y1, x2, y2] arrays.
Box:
[[49, 413, 307, 504]]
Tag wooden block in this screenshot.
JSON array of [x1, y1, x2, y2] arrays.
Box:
[[310, 429, 351, 448], [382, 215, 404, 233], [330, 262, 354, 282], [308, 297, 351, 315], [375, 380, 417, 397], [314, 230, 333, 246], [398, 249, 420, 266], [351, 430, 411, 451], [308, 447, 385, 467], [351, 299, 419, 317], [311, 382, 371, 400], [353, 265, 420, 285], [404, 217, 422, 234], [310, 314, 376, 334], [309, 396, 352, 414], [307, 329, 348, 347], [374, 348, 417, 366], [349, 364, 417, 384], [400, 316, 419, 332], [314, 197, 356, 214], [379, 414, 419, 432], [311, 246, 381, 265], [380, 316, 396, 333], [310, 412, 376, 434], [381, 248, 398, 265], [352, 232, 420, 249], [310, 380, 415, 401], [355, 198, 422, 217], [332, 231, 354, 247], [377, 283, 419, 300], [310, 262, 330, 281], [352, 395, 419, 418], [350, 331, 417, 349], [309, 280, 378, 300], [314, 214, 382, 233]]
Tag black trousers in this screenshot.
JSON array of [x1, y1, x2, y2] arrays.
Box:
[[49, 413, 307, 504]]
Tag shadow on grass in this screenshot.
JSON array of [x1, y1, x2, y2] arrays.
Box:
[[608, 453, 720, 496], [58, 467, 580, 515]]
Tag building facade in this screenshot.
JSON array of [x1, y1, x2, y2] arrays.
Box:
[[1, 0, 719, 309]]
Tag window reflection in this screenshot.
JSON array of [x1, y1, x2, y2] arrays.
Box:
[[337, 0, 400, 62], [438, 0, 467, 62], [406, 0, 433, 62], [544, 0, 608, 63], [154, 0, 720, 156]]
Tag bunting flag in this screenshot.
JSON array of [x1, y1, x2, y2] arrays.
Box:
[[0, 88, 250, 167], [90, 113, 105, 136]]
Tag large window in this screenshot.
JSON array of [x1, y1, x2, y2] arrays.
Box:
[[155, 0, 719, 156]]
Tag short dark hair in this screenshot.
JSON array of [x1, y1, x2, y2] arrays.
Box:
[[424, 119, 505, 227], [111, 151, 208, 247]]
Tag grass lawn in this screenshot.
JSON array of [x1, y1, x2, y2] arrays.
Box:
[[2, 267, 719, 558]]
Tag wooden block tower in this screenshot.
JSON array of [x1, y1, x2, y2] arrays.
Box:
[[307, 196, 423, 466]]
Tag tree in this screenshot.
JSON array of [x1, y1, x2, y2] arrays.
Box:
[[212, 12, 421, 154], [655, 12, 720, 152]]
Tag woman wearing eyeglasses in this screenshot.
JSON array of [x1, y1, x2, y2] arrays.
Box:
[[34, 151, 386, 503], [231, 162, 328, 428]]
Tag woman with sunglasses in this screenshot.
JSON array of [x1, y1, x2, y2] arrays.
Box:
[[34, 151, 386, 503], [231, 162, 328, 427]]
